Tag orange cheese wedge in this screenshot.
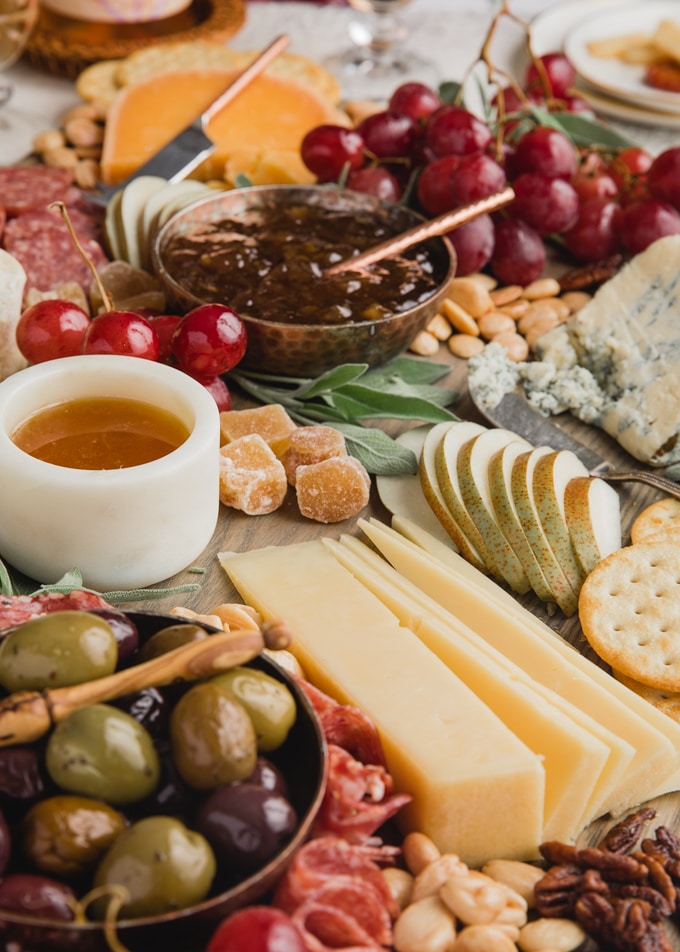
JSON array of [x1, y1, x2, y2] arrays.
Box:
[[100, 67, 348, 186]]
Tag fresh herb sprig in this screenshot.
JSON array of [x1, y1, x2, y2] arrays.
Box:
[[229, 356, 460, 475]]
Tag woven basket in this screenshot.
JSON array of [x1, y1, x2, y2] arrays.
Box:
[[24, 0, 245, 78]]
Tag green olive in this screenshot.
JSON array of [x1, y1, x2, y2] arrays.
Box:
[[170, 681, 257, 790], [45, 704, 160, 806], [211, 666, 297, 752], [136, 624, 208, 663], [20, 795, 127, 879], [92, 816, 216, 920], [0, 611, 118, 693]]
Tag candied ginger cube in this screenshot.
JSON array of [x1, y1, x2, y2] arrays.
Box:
[[281, 424, 347, 485], [296, 456, 371, 523], [219, 404, 297, 456], [219, 433, 288, 516]]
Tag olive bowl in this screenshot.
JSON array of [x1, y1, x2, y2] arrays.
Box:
[[0, 611, 327, 952], [152, 184, 456, 377]]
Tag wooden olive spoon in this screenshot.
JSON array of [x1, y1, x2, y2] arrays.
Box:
[[0, 619, 291, 748], [324, 186, 516, 276]]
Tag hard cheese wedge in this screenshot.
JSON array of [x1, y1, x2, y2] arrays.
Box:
[[325, 535, 625, 838], [362, 516, 680, 813], [220, 541, 545, 866], [100, 68, 345, 185]]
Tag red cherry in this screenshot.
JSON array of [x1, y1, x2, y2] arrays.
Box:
[[81, 310, 160, 360], [388, 81, 441, 122], [171, 304, 247, 377], [147, 313, 183, 362], [15, 299, 90, 364], [193, 374, 233, 411], [205, 907, 305, 952], [524, 52, 576, 99]]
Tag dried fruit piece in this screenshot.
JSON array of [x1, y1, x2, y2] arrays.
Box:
[[280, 425, 348, 485], [218, 434, 288, 516], [219, 404, 297, 457], [296, 456, 370, 523]]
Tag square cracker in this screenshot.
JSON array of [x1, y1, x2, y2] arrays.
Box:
[[579, 541, 680, 693]]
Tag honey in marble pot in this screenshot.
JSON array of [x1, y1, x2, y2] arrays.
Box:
[[11, 396, 190, 470]]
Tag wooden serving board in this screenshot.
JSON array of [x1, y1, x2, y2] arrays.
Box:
[[126, 351, 680, 949]]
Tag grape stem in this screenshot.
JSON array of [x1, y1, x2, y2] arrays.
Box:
[[49, 200, 114, 312]]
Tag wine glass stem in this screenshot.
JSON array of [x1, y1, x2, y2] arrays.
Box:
[[368, 10, 407, 52]]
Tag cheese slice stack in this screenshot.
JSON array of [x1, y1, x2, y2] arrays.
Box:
[[221, 541, 545, 867]]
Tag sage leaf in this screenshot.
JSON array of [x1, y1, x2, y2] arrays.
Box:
[[330, 423, 418, 475], [527, 107, 637, 149], [295, 363, 369, 398], [0, 558, 13, 597], [364, 357, 453, 386]]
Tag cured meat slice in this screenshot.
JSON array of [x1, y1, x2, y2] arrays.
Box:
[[0, 591, 115, 632], [292, 879, 393, 948], [0, 167, 74, 217], [296, 678, 387, 766], [315, 745, 412, 845], [3, 211, 108, 295], [273, 835, 400, 920]]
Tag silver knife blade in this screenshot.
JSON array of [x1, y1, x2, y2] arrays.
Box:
[[89, 33, 290, 206], [472, 387, 680, 499]]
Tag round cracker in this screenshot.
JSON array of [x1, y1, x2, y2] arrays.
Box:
[[631, 496, 680, 544], [612, 668, 680, 724], [579, 541, 680, 692], [75, 59, 123, 105]]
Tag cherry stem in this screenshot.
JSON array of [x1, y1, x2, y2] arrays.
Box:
[[49, 201, 113, 312]]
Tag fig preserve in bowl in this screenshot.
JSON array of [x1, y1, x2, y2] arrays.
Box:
[[152, 184, 456, 377], [0, 611, 327, 952]]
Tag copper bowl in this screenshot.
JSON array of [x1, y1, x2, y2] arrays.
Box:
[[152, 184, 456, 378], [0, 611, 327, 952]]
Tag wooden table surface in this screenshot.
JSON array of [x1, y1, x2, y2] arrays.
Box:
[[127, 349, 680, 947]]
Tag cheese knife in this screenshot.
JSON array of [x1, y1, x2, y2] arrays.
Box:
[[89, 33, 290, 206], [473, 387, 680, 499]]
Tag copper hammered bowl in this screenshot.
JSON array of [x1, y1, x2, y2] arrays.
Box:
[[0, 612, 327, 952], [152, 185, 457, 378]]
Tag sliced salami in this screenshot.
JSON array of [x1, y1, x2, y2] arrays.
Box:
[[0, 167, 75, 217], [292, 879, 393, 947], [292, 898, 386, 952], [296, 677, 387, 766], [0, 590, 115, 632]]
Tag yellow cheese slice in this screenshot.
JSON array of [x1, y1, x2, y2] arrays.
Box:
[[100, 68, 346, 185], [362, 516, 680, 813], [326, 534, 634, 833], [220, 541, 545, 867]]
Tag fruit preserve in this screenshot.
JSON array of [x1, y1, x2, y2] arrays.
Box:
[[159, 202, 441, 325], [12, 396, 190, 470]]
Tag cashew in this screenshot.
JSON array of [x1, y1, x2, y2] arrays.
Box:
[[453, 924, 518, 952], [518, 917, 587, 951], [393, 896, 457, 952], [481, 859, 544, 907], [382, 867, 414, 910], [410, 854, 469, 902], [402, 832, 442, 876], [439, 870, 527, 928]]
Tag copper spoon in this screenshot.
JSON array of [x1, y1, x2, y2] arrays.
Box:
[[0, 620, 291, 748], [324, 186, 516, 276]]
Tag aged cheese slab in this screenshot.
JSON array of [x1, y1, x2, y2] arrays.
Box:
[[325, 535, 630, 838], [363, 516, 680, 813], [220, 541, 545, 866]]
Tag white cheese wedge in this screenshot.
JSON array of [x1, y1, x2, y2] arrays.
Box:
[[220, 541, 545, 866], [511, 446, 579, 616], [0, 250, 28, 381], [456, 428, 532, 594], [326, 535, 629, 836], [361, 517, 680, 813]]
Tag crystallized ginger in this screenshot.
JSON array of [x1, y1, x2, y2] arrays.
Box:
[[219, 433, 288, 516], [280, 424, 348, 485], [296, 455, 370, 523], [219, 403, 297, 457]]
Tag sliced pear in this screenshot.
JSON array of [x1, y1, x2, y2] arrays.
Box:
[[456, 428, 532, 594], [564, 476, 621, 576], [376, 425, 456, 549], [511, 447, 579, 616], [420, 421, 487, 571], [533, 450, 590, 594], [488, 441, 556, 605], [103, 188, 124, 261], [117, 175, 169, 269], [434, 421, 515, 580], [140, 180, 213, 269]]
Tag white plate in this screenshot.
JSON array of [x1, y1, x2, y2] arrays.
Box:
[[564, 0, 680, 112]]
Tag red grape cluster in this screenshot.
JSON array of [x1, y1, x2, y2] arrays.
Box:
[[15, 300, 248, 411], [300, 55, 680, 285]]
